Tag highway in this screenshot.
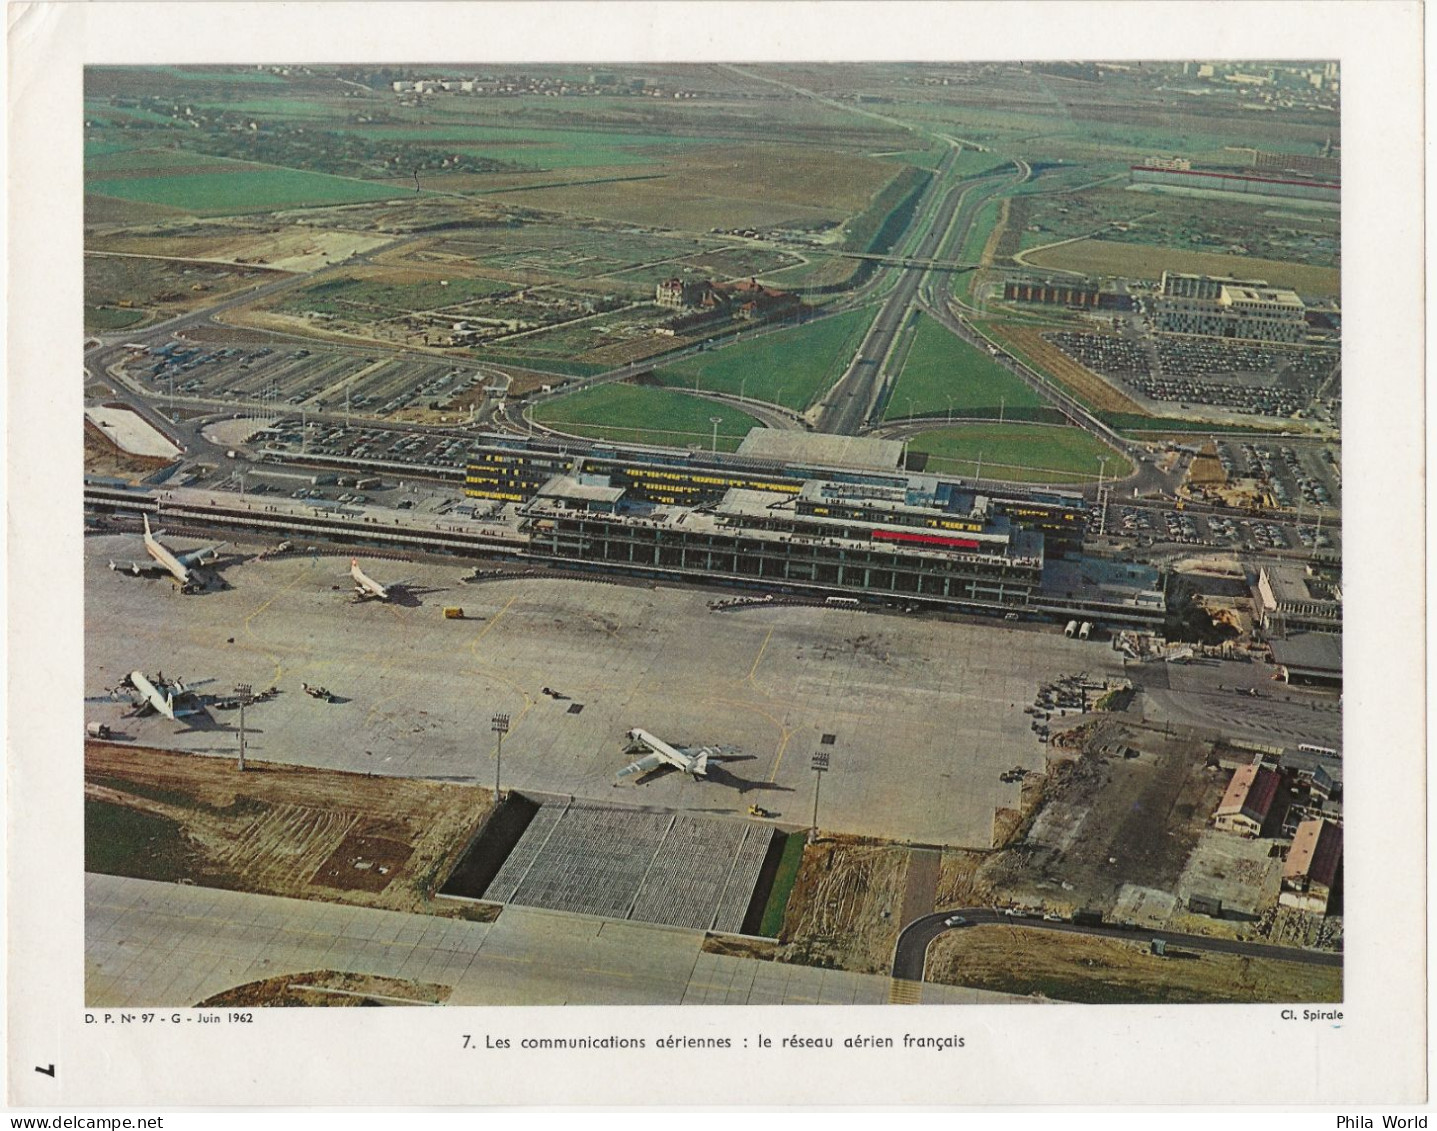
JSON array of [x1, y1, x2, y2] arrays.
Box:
[[891, 908, 1342, 985], [814, 149, 1021, 434]]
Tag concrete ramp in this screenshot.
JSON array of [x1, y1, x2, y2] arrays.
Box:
[[482, 800, 777, 934]]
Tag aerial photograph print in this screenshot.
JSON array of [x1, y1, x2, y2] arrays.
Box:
[[80, 57, 1349, 1015]]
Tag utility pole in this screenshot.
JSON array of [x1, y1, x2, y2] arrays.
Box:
[[809, 750, 830, 844], [491, 712, 510, 800], [234, 684, 252, 772]]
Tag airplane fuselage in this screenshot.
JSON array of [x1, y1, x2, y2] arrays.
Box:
[[128, 670, 176, 720], [350, 559, 391, 601]]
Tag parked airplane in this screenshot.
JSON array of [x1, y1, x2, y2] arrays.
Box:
[[116, 670, 209, 720], [616, 727, 719, 782], [109, 515, 223, 593], [349, 558, 393, 601]]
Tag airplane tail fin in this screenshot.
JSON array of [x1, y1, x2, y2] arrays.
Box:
[[692, 750, 710, 777]]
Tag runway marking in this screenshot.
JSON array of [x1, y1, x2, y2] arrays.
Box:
[[746, 627, 775, 686], [239, 561, 313, 682], [470, 596, 517, 658]]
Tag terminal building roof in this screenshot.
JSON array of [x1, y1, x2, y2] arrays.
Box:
[[736, 430, 905, 473], [1268, 633, 1343, 675], [1039, 557, 1166, 610]]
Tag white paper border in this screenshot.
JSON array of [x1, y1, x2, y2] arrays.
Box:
[[6, 0, 1426, 1110]]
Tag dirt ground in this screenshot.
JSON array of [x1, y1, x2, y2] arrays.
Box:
[[197, 970, 451, 1008], [934, 848, 998, 909], [925, 925, 1341, 1004], [84, 741, 492, 915], [776, 836, 912, 975], [84, 420, 175, 480], [88, 223, 393, 273], [986, 322, 1148, 415], [979, 722, 1229, 918]]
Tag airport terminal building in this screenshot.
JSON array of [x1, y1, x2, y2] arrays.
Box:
[[466, 431, 1164, 626]]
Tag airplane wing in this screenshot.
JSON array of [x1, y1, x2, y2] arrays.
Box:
[[616, 751, 669, 780], [177, 544, 225, 567], [109, 559, 167, 576]]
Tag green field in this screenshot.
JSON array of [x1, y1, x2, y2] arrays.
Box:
[[85, 168, 411, 215], [907, 423, 1132, 484], [884, 313, 1049, 422], [86, 147, 254, 176], [85, 306, 147, 331], [532, 382, 765, 452], [760, 834, 807, 938], [654, 306, 877, 411]]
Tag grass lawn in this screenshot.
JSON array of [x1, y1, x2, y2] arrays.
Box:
[[760, 834, 807, 938], [86, 168, 411, 215], [85, 799, 193, 882], [908, 422, 1132, 484], [85, 306, 147, 331], [532, 382, 766, 452], [884, 313, 1049, 422], [654, 306, 877, 411]]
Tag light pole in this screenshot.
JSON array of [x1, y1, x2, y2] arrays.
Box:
[[739, 377, 747, 405], [234, 684, 252, 772], [491, 712, 510, 800], [907, 397, 916, 422], [809, 750, 830, 844], [999, 396, 1005, 425], [946, 395, 954, 425], [1096, 456, 1109, 537], [709, 416, 723, 453]]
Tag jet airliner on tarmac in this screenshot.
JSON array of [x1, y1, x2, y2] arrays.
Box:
[[109, 515, 223, 593], [617, 728, 719, 782], [349, 558, 393, 601]]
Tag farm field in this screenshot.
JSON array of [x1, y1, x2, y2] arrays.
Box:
[[84, 742, 493, 915], [655, 306, 877, 410], [883, 312, 1048, 422], [483, 144, 900, 233], [907, 422, 1132, 484], [925, 925, 1340, 1005], [1025, 239, 1341, 296], [532, 382, 765, 451], [87, 167, 412, 216]]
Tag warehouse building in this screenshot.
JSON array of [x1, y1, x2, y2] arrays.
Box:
[[1213, 762, 1281, 836], [1281, 818, 1343, 914]]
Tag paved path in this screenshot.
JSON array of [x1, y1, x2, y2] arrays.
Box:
[[86, 874, 1021, 1008]]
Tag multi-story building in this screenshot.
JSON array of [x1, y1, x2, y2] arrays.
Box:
[[1155, 271, 1308, 343], [465, 431, 1163, 625]]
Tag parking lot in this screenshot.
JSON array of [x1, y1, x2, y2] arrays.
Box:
[[1045, 329, 1339, 421], [117, 339, 501, 419], [84, 533, 1129, 848], [1215, 440, 1341, 513], [1106, 503, 1338, 557]]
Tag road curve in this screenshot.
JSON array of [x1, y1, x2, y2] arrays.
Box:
[[892, 908, 1342, 984]]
